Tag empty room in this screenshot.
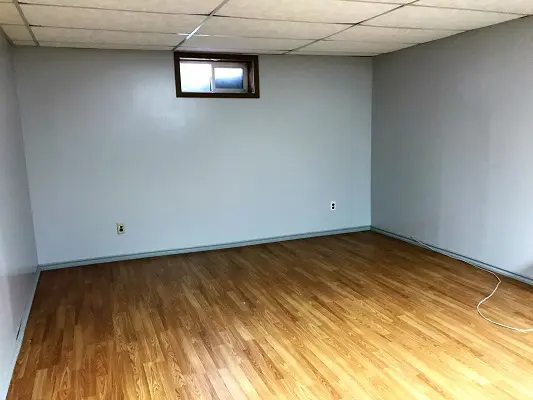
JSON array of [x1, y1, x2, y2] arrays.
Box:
[[2, 0, 533, 399]]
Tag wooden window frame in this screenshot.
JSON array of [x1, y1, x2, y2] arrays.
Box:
[[174, 52, 260, 99]]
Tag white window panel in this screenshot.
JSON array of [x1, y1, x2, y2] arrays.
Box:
[[2, 24, 33, 41], [366, 5, 521, 30], [20, 0, 224, 15], [39, 42, 173, 50], [21, 5, 205, 34], [0, 3, 23, 24], [416, 0, 533, 15], [182, 35, 312, 51], [179, 47, 285, 54], [217, 0, 398, 24], [33, 27, 184, 46], [199, 16, 347, 40], [301, 40, 414, 54], [334, 25, 461, 43]]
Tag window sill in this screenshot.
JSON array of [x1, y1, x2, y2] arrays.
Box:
[[177, 92, 260, 99]]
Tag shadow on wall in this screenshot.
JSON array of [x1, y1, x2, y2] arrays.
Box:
[[0, 250, 16, 395], [0, 221, 35, 334], [518, 264, 533, 281], [0, 227, 36, 395]]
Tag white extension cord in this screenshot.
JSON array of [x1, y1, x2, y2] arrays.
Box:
[[412, 238, 533, 333]]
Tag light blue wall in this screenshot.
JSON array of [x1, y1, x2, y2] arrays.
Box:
[[14, 49, 373, 265], [0, 34, 38, 398], [372, 16, 533, 279]]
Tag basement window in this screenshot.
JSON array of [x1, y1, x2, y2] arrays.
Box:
[[174, 52, 260, 99]]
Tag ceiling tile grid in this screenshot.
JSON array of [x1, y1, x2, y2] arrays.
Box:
[[40, 41, 175, 50], [292, 50, 378, 57], [21, 5, 205, 34], [364, 5, 522, 30], [329, 25, 461, 44], [198, 16, 348, 40], [0, 0, 532, 55], [415, 0, 533, 15], [182, 35, 313, 51], [179, 47, 286, 55], [216, 0, 399, 24], [12, 40, 36, 46], [20, 0, 225, 15], [33, 27, 185, 47], [303, 39, 415, 54]]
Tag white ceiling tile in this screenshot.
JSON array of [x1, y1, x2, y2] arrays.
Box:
[[354, 0, 411, 3], [178, 48, 285, 54], [366, 5, 521, 30], [33, 27, 184, 46], [21, 0, 223, 15], [332, 25, 461, 43], [39, 42, 173, 50], [182, 35, 312, 51], [416, 0, 533, 15], [1, 24, 33, 41], [0, 3, 23, 24], [290, 50, 376, 56], [199, 16, 346, 40], [13, 40, 36, 46], [217, 0, 399, 24], [21, 5, 205, 34], [301, 40, 414, 53]]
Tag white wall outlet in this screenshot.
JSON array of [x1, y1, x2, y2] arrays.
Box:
[[116, 223, 125, 235], [330, 201, 336, 211]]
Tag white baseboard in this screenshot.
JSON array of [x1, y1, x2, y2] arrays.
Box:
[[371, 226, 533, 286], [40, 226, 371, 271], [2, 269, 40, 399]]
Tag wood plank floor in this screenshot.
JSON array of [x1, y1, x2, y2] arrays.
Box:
[[8, 232, 533, 399]]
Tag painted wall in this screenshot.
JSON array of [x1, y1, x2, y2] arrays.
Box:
[[14, 48, 372, 265], [0, 35, 38, 398], [372, 16, 533, 279]]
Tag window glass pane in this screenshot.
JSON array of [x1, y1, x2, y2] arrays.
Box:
[[180, 62, 212, 93], [214, 67, 244, 90]]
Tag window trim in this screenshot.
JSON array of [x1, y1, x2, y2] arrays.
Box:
[[174, 52, 260, 99]]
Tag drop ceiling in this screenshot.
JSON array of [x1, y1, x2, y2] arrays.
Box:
[[0, 0, 530, 56]]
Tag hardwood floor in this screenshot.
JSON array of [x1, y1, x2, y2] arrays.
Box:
[[8, 232, 533, 399]]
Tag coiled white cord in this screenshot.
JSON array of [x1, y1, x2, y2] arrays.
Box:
[[413, 238, 533, 333]]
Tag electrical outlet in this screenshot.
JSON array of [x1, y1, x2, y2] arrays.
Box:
[[331, 201, 336, 211], [116, 223, 125, 235]]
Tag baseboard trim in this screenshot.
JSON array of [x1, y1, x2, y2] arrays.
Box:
[[3, 269, 40, 399], [40, 226, 371, 271], [371, 226, 533, 287]]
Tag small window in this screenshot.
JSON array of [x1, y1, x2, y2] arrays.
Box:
[[179, 62, 248, 93], [175, 52, 260, 99]]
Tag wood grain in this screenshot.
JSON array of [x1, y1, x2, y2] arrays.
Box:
[[8, 232, 533, 399]]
